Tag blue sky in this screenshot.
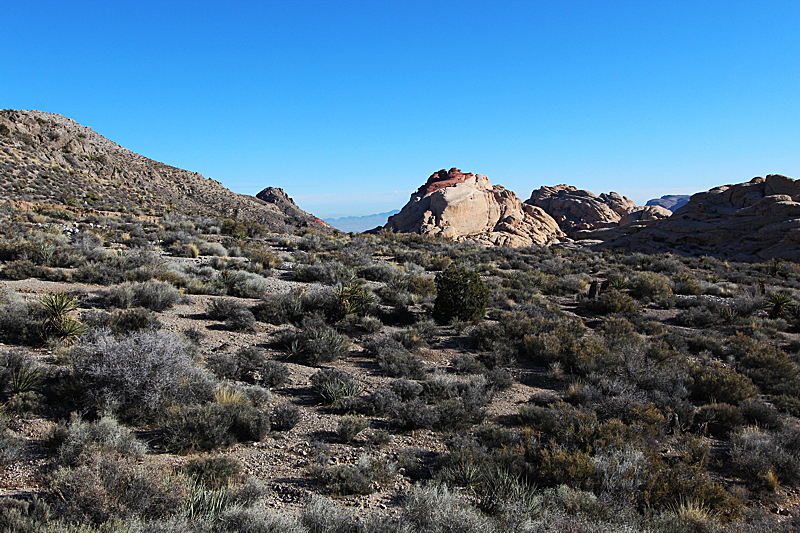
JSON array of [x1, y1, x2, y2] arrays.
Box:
[[3, 1, 799, 217]]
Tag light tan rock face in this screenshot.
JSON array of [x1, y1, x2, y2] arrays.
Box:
[[525, 185, 642, 236], [594, 175, 800, 261], [383, 168, 564, 247], [620, 205, 673, 225]]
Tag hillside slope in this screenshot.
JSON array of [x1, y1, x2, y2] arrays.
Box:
[[0, 110, 326, 230]]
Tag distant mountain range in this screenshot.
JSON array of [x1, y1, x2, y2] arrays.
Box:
[[324, 211, 400, 232], [645, 194, 691, 212]]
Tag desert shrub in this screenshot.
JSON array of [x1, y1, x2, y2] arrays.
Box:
[[392, 398, 440, 430], [71, 331, 212, 422], [220, 270, 275, 299], [358, 263, 401, 282], [164, 400, 269, 452], [261, 360, 291, 389], [689, 359, 758, 405], [675, 305, 721, 328], [251, 291, 305, 325], [693, 403, 744, 438], [484, 367, 514, 391], [433, 264, 489, 324], [183, 457, 241, 489], [1, 259, 46, 280], [0, 412, 24, 468], [582, 289, 639, 315], [0, 290, 37, 343], [738, 341, 800, 399], [50, 453, 187, 524], [364, 335, 425, 379], [311, 368, 362, 406], [400, 483, 499, 533], [110, 307, 161, 333], [292, 261, 351, 285], [740, 398, 783, 430], [280, 316, 350, 365], [451, 354, 484, 374], [56, 415, 147, 466], [107, 279, 181, 311], [311, 463, 373, 496], [730, 426, 800, 490], [271, 404, 301, 431], [629, 272, 672, 300], [207, 298, 256, 331], [337, 415, 370, 443]]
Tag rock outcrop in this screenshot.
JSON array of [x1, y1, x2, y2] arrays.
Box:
[[525, 185, 670, 237], [0, 110, 329, 231], [382, 168, 563, 247], [646, 194, 691, 212], [595, 175, 800, 261]]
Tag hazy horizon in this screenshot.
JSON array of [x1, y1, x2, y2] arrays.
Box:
[[3, 1, 798, 217]]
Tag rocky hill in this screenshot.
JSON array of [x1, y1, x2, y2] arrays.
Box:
[[381, 168, 564, 247], [0, 110, 327, 230], [526, 185, 671, 237], [595, 174, 800, 261]]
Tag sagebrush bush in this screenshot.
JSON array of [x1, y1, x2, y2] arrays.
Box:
[[56, 415, 147, 466], [107, 279, 181, 311], [71, 331, 212, 422], [164, 400, 269, 452], [337, 415, 369, 443]]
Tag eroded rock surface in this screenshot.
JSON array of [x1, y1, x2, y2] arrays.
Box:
[[383, 168, 564, 247], [595, 175, 800, 261], [526, 185, 654, 236]]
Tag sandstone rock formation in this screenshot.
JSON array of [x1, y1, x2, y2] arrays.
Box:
[[646, 194, 691, 212], [0, 110, 328, 231], [525, 185, 670, 237], [595, 175, 800, 261], [382, 168, 564, 247]]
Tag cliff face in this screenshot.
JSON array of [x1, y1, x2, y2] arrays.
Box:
[[383, 168, 564, 247], [0, 110, 327, 230], [594, 175, 800, 261]]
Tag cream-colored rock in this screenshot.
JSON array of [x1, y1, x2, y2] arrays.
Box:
[[620, 205, 672, 225], [595, 175, 800, 261], [383, 168, 563, 247], [526, 185, 637, 236]]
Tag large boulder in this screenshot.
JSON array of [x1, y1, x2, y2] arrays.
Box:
[[382, 168, 564, 247], [595, 175, 800, 261]]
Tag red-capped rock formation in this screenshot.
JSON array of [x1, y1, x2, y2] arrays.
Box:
[[382, 168, 564, 247]]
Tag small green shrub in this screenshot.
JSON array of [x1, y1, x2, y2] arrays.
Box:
[[433, 264, 489, 324]]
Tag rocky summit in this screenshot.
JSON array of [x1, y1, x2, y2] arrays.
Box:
[[382, 168, 564, 247], [526, 184, 671, 237], [645, 194, 691, 212], [595, 174, 800, 261]]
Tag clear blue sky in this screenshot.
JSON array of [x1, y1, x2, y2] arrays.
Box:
[[3, 1, 799, 217]]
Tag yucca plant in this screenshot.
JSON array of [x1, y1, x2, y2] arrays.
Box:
[[762, 291, 797, 319], [10, 363, 42, 394], [38, 292, 85, 343]]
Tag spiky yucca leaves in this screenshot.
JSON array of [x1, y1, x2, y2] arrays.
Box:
[[38, 291, 85, 342], [334, 277, 374, 318], [762, 291, 797, 319]]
